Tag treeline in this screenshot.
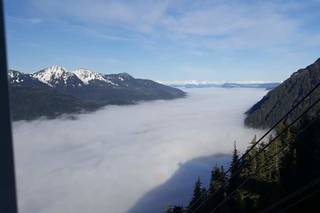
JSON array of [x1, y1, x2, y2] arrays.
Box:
[[167, 115, 320, 213]]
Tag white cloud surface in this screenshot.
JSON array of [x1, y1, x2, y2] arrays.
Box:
[[27, 0, 317, 49], [13, 88, 266, 213]]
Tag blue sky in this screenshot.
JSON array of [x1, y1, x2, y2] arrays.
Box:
[[4, 0, 320, 81]]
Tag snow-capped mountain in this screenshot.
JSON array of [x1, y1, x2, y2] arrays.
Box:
[[8, 70, 31, 84], [103, 73, 134, 87], [8, 70, 49, 87], [72, 68, 118, 86], [8, 66, 186, 121], [30, 66, 126, 88], [12, 66, 140, 89], [114, 72, 134, 81], [32, 65, 84, 88]]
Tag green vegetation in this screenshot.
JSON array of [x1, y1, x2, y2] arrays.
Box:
[[167, 56, 320, 213], [167, 116, 320, 212]]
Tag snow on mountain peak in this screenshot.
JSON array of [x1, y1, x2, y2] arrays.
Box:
[[32, 65, 78, 86], [72, 68, 119, 86], [72, 68, 107, 84], [42, 65, 69, 76], [26, 65, 123, 87], [8, 70, 25, 83], [8, 70, 17, 78]]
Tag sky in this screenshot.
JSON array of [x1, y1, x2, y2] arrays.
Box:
[[12, 88, 266, 213], [4, 0, 320, 81]]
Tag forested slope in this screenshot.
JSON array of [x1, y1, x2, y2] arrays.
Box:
[[245, 58, 320, 128], [167, 58, 320, 213]]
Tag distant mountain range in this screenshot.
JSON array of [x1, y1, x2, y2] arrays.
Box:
[[8, 66, 186, 121], [245, 58, 320, 128], [160, 80, 280, 90]]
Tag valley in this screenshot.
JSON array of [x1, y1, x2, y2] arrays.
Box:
[[12, 87, 266, 213]]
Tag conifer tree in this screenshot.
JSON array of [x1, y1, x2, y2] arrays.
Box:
[[229, 142, 240, 193], [209, 165, 225, 194], [227, 142, 243, 213], [166, 206, 184, 213], [256, 142, 268, 181], [208, 165, 227, 210], [242, 135, 258, 177], [188, 177, 206, 212], [201, 187, 208, 202], [266, 134, 282, 182]]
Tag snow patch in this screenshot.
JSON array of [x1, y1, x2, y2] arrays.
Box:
[[72, 68, 119, 86], [32, 65, 76, 87], [72, 68, 107, 84], [8, 70, 25, 83]]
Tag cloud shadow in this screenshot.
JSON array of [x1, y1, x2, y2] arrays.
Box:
[[128, 153, 231, 213]]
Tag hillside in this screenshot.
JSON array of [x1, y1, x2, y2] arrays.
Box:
[[245, 58, 320, 128], [167, 58, 320, 212], [9, 86, 101, 121], [8, 66, 186, 121], [168, 115, 320, 213]]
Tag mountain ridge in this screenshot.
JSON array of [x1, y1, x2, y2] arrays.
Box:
[[8, 66, 186, 121], [245, 57, 320, 128]]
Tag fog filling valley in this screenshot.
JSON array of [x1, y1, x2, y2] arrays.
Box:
[[13, 88, 267, 213]]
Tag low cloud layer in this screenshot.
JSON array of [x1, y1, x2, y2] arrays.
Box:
[[13, 88, 266, 213]]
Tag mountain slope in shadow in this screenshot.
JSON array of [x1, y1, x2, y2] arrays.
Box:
[[128, 154, 231, 213]]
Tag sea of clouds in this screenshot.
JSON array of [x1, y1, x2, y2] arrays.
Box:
[[12, 88, 266, 213]]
